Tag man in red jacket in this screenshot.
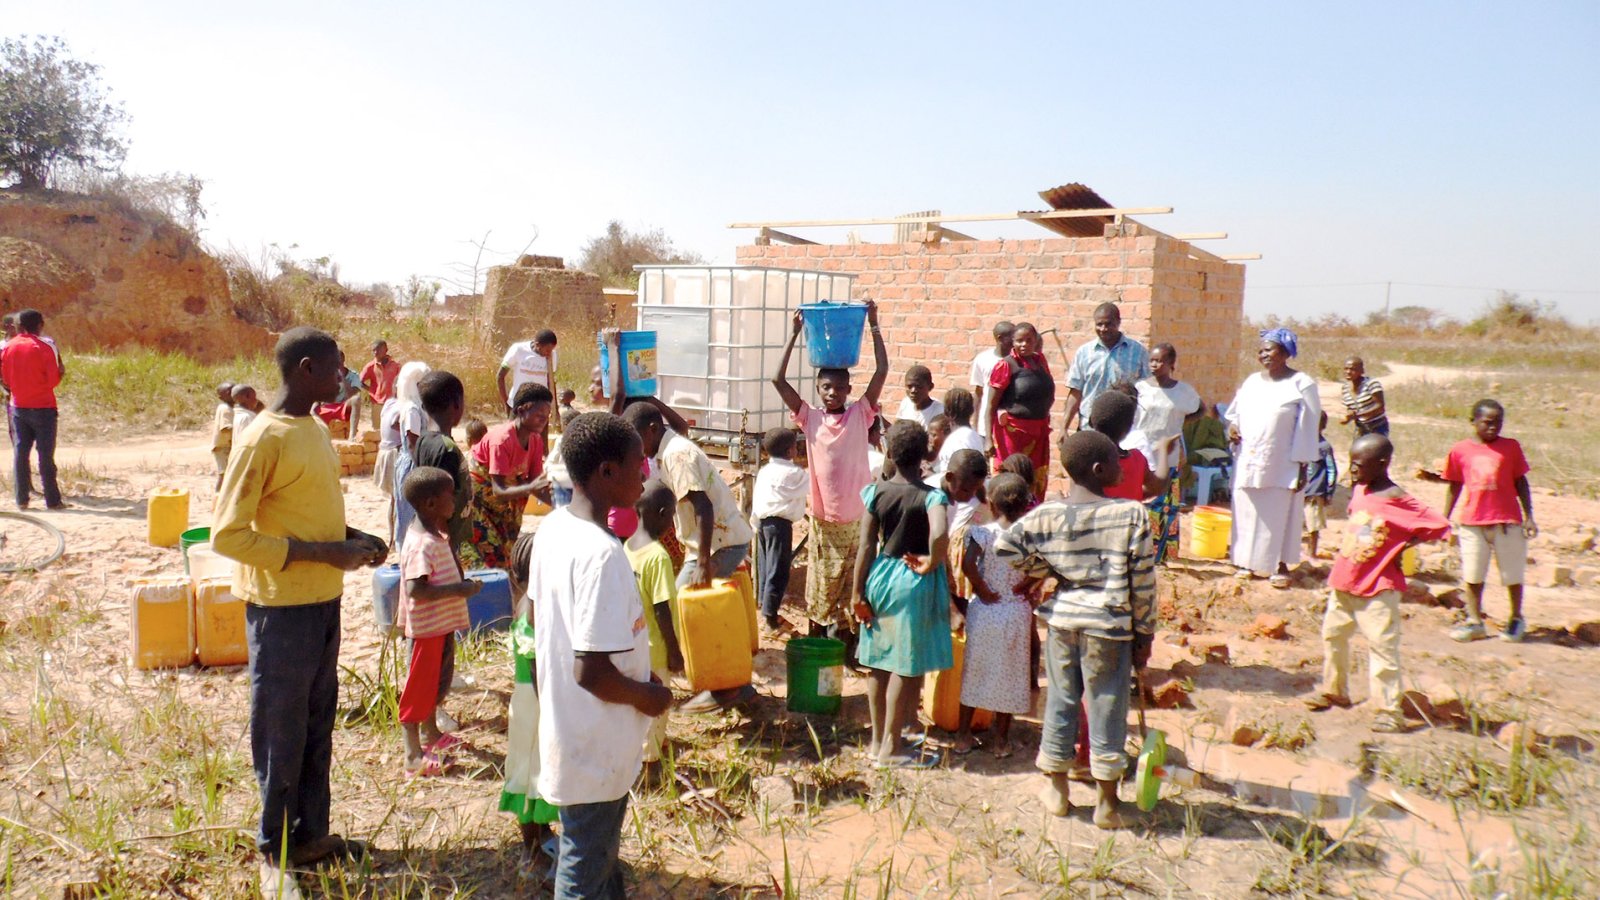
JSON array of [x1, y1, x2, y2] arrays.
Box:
[[0, 309, 64, 509]]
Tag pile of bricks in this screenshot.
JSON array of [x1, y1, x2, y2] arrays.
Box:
[[332, 430, 379, 478]]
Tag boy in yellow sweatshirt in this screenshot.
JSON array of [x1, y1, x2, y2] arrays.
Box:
[[213, 327, 387, 879]]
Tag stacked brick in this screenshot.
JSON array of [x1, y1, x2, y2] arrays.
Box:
[[735, 221, 1245, 493], [332, 430, 380, 478]]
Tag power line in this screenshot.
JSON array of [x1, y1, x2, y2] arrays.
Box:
[[1250, 280, 1599, 294]]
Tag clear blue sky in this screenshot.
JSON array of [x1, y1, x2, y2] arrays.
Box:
[[13, 1, 1600, 321]]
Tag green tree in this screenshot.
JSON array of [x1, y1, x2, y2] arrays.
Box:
[[577, 220, 703, 288], [0, 35, 127, 189]]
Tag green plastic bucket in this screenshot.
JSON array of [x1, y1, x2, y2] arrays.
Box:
[[180, 526, 210, 573], [786, 637, 846, 715]]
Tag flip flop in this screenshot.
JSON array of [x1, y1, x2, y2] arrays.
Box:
[[990, 745, 1015, 759], [425, 733, 467, 753], [877, 750, 942, 770], [405, 752, 447, 778]]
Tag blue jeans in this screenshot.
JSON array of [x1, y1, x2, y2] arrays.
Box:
[[12, 407, 60, 507], [1037, 627, 1132, 782], [554, 795, 631, 899], [393, 451, 416, 550], [246, 599, 341, 857], [675, 543, 749, 590]]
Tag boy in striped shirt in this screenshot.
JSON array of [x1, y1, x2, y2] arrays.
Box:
[[1339, 357, 1388, 436], [997, 430, 1155, 830], [397, 466, 482, 775]]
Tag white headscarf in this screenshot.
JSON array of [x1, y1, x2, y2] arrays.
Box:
[[394, 361, 433, 439]]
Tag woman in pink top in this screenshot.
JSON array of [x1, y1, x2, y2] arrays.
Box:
[[461, 383, 553, 570]]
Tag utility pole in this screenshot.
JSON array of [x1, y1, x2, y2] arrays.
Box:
[[1384, 281, 1392, 317]]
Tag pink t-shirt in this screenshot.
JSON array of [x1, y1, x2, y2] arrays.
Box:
[[398, 523, 470, 638], [471, 421, 545, 480], [795, 399, 876, 523], [1442, 437, 1529, 526]]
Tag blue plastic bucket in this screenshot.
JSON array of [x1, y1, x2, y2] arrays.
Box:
[[460, 568, 515, 634], [598, 331, 658, 398], [799, 302, 868, 369]]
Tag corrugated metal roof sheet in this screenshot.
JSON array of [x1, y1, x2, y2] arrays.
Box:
[[1030, 183, 1116, 237]]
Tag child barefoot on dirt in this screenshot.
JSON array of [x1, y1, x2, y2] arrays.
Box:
[[1443, 399, 1538, 643], [210, 381, 234, 490], [1303, 412, 1338, 559], [954, 472, 1034, 758], [854, 420, 954, 768], [627, 480, 684, 763], [501, 532, 557, 875], [996, 430, 1155, 829], [212, 327, 387, 879], [396, 467, 481, 775], [532, 412, 672, 898], [1305, 433, 1449, 733], [772, 302, 888, 650]]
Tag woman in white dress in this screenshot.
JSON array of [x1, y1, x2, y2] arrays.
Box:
[[1224, 329, 1321, 588]]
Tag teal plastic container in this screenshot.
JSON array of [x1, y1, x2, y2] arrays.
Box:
[[799, 302, 868, 369], [786, 637, 846, 715], [598, 330, 658, 398]]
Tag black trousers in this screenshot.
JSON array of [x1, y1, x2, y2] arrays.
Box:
[[246, 599, 342, 857], [756, 517, 794, 621]]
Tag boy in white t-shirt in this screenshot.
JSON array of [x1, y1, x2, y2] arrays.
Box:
[[532, 412, 672, 898], [933, 387, 985, 476], [498, 329, 558, 413], [895, 365, 943, 427], [970, 321, 1014, 442]]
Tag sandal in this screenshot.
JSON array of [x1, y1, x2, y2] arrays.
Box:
[[989, 744, 1015, 760], [877, 750, 942, 771], [425, 733, 467, 754], [1303, 692, 1352, 712], [405, 752, 447, 778]]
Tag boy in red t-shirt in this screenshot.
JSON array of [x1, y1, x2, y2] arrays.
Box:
[[1441, 399, 1537, 643], [1306, 434, 1449, 732]]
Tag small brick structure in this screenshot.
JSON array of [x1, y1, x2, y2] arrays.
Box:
[[480, 256, 610, 348], [735, 221, 1244, 491], [332, 430, 380, 478]]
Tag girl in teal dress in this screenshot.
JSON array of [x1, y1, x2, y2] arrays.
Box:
[[853, 420, 954, 768]]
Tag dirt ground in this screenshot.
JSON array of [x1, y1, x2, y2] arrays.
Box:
[[3, 376, 1599, 897]]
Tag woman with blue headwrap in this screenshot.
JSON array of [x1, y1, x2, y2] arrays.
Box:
[[1224, 328, 1322, 588]]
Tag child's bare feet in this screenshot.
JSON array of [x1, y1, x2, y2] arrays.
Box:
[[1039, 772, 1071, 817], [1093, 779, 1126, 829]]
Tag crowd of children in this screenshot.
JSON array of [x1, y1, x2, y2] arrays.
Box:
[[198, 305, 1555, 897]]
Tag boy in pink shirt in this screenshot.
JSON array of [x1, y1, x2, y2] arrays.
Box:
[[772, 302, 888, 642], [1306, 434, 1449, 732], [1441, 399, 1537, 643]]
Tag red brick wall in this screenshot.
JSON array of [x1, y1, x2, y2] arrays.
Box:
[[736, 222, 1245, 485]]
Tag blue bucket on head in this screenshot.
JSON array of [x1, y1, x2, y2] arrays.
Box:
[[598, 331, 658, 398], [800, 302, 868, 369]]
